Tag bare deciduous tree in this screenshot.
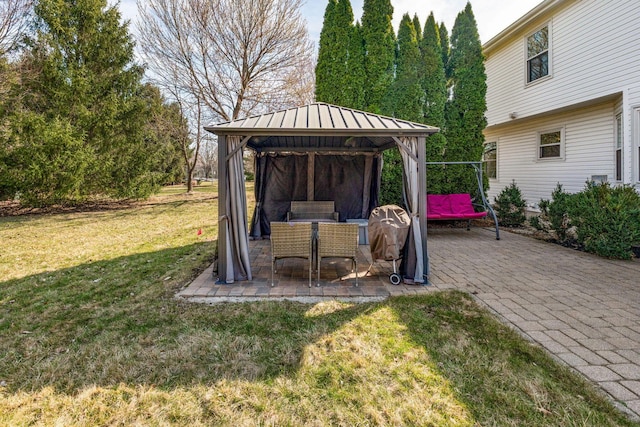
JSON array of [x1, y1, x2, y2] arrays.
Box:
[[165, 84, 204, 193], [0, 0, 31, 56], [137, 0, 315, 190], [198, 135, 218, 180]]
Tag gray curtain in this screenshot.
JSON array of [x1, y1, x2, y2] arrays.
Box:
[[249, 153, 382, 238], [314, 155, 365, 219], [397, 137, 425, 284], [225, 136, 252, 282], [362, 155, 373, 218], [250, 153, 308, 237], [250, 153, 268, 239]]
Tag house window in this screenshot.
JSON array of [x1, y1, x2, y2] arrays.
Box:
[[483, 142, 497, 179], [615, 113, 623, 181], [538, 130, 562, 159], [527, 25, 549, 83]]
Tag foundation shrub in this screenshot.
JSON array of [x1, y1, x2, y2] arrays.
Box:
[[566, 182, 640, 259], [528, 214, 544, 231], [493, 181, 526, 227], [538, 183, 574, 242]]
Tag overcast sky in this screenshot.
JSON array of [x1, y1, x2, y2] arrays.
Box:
[[119, 0, 543, 46]]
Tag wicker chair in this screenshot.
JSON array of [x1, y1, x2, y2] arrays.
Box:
[[270, 222, 313, 287], [317, 222, 359, 287]]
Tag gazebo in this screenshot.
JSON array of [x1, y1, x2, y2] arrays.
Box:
[[205, 102, 439, 284]]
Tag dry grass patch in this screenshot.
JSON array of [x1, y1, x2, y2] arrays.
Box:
[[2, 291, 635, 426], [0, 184, 637, 426]]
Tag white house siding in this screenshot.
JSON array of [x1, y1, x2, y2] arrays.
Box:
[[484, 0, 640, 201], [485, 100, 616, 205], [485, 0, 640, 125]]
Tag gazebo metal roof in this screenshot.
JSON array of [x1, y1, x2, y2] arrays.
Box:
[[205, 102, 439, 152]]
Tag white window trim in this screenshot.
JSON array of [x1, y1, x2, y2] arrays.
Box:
[[536, 127, 565, 161], [634, 107, 640, 183], [524, 21, 553, 87], [615, 112, 623, 182], [483, 141, 498, 181]]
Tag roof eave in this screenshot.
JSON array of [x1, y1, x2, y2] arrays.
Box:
[[483, 0, 570, 55]]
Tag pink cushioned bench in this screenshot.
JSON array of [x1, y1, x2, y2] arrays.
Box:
[[427, 193, 497, 238], [426, 193, 500, 239], [427, 193, 487, 221]]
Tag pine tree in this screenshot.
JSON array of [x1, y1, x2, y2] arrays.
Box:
[[361, 0, 395, 114], [421, 12, 448, 194], [11, 0, 164, 205], [443, 2, 487, 195], [139, 84, 188, 185], [2, 111, 91, 206]]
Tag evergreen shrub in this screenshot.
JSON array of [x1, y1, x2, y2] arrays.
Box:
[[493, 181, 526, 227], [528, 214, 543, 231], [566, 182, 640, 259], [538, 183, 573, 242]]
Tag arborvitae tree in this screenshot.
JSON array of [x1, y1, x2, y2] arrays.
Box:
[[361, 0, 395, 114], [388, 14, 422, 122], [412, 14, 422, 44], [443, 2, 487, 195], [421, 12, 448, 194], [16, 0, 157, 203], [316, 0, 356, 106], [315, 0, 338, 103], [380, 14, 421, 206], [421, 12, 446, 128], [439, 21, 451, 79], [345, 21, 366, 109]]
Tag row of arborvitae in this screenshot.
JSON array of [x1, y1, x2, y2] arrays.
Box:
[[495, 181, 640, 260], [315, 0, 487, 206]]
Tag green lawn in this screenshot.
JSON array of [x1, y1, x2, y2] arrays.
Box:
[[0, 184, 637, 426]]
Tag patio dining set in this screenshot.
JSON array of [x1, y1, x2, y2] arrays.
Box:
[[270, 201, 360, 288], [270, 201, 412, 288]]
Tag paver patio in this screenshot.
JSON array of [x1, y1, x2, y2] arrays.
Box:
[[178, 225, 640, 419]]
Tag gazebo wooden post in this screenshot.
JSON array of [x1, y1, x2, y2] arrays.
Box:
[[417, 135, 429, 279], [216, 134, 228, 283], [307, 152, 315, 201]]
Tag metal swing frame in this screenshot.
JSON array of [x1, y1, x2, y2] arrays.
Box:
[[425, 161, 500, 240]]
